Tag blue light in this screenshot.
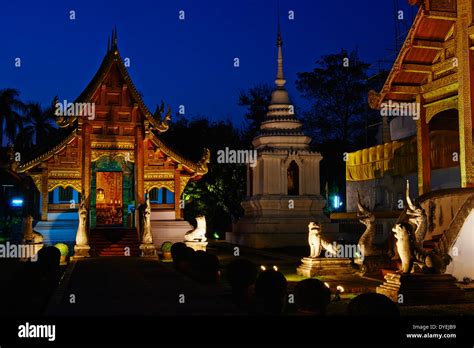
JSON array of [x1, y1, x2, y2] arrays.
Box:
[[333, 195, 340, 209], [11, 198, 24, 207]]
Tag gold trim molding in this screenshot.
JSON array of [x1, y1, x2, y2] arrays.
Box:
[[91, 150, 135, 163], [48, 179, 82, 193], [91, 142, 135, 150], [144, 172, 175, 180], [425, 96, 458, 123], [180, 176, 191, 192], [144, 180, 175, 193], [30, 174, 42, 192], [49, 171, 82, 179]]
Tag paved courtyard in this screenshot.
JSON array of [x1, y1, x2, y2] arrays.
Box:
[[45, 257, 239, 316], [42, 243, 474, 316]]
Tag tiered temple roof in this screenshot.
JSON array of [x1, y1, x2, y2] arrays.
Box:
[[16, 29, 209, 177]]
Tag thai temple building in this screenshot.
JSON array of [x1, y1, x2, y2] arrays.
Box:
[[345, 0, 474, 280], [14, 30, 210, 254], [228, 23, 327, 248]]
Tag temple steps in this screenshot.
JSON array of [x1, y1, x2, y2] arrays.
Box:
[[89, 228, 140, 257]]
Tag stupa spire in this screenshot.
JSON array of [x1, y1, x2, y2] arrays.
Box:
[[275, 16, 285, 87], [270, 14, 290, 105], [275, 16, 286, 88]]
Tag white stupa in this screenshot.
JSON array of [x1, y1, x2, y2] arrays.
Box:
[[227, 22, 327, 248]]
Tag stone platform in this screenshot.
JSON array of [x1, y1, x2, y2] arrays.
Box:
[[185, 241, 208, 252], [151, 220, 193, 248], [296, 257, 355, 277], [376, 272, 465, 305], [354, 255, 393, 276], [140, 243, 157, 257]]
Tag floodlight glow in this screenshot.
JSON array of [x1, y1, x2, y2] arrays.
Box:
[[11, 198, 24, 207], [333, 195, 340, 209], [260, 265, 266, 271], [273, 265, 278, 271], [336, 285, 344, 293], [324, 282, 330, 288]]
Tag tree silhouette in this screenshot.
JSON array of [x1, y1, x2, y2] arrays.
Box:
[[0, 88, 24, 147], [238, 83, 272, 143]]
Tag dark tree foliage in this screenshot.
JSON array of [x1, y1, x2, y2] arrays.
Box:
[[0, 88, 24, 147], [296, 49, 387, 210], [0, 90, 59, 154], [238, 83, 273, 143], [160, 115, 246, 237], [15, 101, 58, 154]]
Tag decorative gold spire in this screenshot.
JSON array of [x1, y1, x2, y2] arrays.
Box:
[[113, 25, 118, 47], [270, 15, 290, 105], [275, 16, 286, 88]]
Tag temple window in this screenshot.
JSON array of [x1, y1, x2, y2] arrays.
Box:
[[287, 160, 299, 195], [149, 188, 175, 204], [49, 187, 75, 203], [59, 187, 73, 202]]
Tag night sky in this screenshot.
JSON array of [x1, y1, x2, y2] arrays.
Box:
[[0, 0, 415, 126]]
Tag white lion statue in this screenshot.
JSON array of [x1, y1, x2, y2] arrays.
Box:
[[308, 221, 338, 258], [184, 215, 207, 242]]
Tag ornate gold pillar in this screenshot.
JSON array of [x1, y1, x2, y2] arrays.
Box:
[[40, 165, 48, 221], [82, 123, 92, 204], [456, 0, 474, 187], [174, 166, 182, 220], [135, 126, 145, 204], [416, 95, 431, 195]]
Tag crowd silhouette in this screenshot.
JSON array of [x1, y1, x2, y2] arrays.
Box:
[[168, 244, 401, 316]]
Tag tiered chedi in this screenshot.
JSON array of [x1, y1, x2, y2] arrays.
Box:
[[228, 21, 326, 248]]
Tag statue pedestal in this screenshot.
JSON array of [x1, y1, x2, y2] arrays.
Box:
[[354, 255, 393, 276], [296, 257, 355, 277], [185, 241, 208, 252], [73, 244, 90, 258], [140, 243, 157, 257], [376, 272, 465, 305]]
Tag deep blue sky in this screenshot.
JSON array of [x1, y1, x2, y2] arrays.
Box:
[[0, 0, 415, 126]]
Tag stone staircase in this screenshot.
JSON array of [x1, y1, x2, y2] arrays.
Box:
[[89, 227, 140, 257]]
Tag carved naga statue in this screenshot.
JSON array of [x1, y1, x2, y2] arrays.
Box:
[[405, 180, 427, 248], [75, 193, 89, 246], [393, 181, 452, 274], [356, 192, 379, 258], [141, 191, 153, 245]]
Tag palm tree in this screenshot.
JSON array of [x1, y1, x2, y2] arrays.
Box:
[[23, 102, 56, 146], [0, 88, 24, 147]]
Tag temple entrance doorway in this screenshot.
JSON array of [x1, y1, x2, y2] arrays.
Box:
[[96, 172, 123, 226], [90, 155, 134, 229]]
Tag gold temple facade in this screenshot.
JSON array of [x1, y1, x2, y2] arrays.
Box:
[[16, 33, 209, 230], [348, 0, 474, 211]]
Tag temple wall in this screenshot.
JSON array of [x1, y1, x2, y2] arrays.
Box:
[[446, 210, 474, 281], [419, 188, 474, 241], [33, 220, 77, 245], [346, 173, 418, 212], [346, 167, 461, 213]]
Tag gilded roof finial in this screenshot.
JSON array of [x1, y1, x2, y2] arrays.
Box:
[[275, 10, 285, 88], [270, 1, 290, 105], [113, 25, 118, 46], [277, 6, 282, 47]]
